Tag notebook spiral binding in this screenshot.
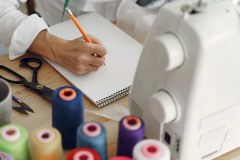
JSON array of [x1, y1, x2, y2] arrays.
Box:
[[96, 86, 131, 107]]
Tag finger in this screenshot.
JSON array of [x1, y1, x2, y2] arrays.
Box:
[[88, 34, 103, 44], [87, 43, 107, 57], [76, 37, 87, 44], [87, 64, 100, 72], [89, 56, 105, 67]]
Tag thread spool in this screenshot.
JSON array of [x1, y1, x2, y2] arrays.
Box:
[[52, 86, 84, 149], [117, 116, 145, 157], [110, 156, 132, 160], [0, 152, 13, 160], [65, 148, 101, 160], [0, 124, 29, 160], [77, 122, 107, 160], [0, 79, 12, 126], [133, 139, 170, 160], [29, 127, 63, 160]]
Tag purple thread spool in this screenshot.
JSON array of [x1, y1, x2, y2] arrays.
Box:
[[117, 116, 145, 157]]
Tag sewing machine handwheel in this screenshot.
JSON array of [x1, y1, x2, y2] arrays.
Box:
[[149, 91, 177, 123], [151, 34, 184, 71]]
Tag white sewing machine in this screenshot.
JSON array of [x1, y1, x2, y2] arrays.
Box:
[[129, 0, 240, 159]]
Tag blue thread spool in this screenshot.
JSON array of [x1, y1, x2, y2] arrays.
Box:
[[52, 86, 84, 149], [117, 116, 145, 157], [76, 122, 107, 160]]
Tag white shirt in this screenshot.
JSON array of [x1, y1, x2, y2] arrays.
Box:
[[0, 0, 48, 60], [35, 0, 122, 26], [0, 0, 162, 61], [0, 0, 122, 60]]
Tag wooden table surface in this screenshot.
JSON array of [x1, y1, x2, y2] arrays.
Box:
[[0, 53, 240, 160]]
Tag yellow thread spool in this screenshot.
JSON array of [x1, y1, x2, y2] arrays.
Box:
[[29, 127, 63, 160]]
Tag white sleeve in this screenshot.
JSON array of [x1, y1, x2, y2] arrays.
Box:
[[0, 0, 49, 60]]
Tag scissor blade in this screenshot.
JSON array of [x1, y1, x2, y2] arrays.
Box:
[[41, 87, 54, 102], [12, 105, 29, 115], [21, 102, 34, 113]]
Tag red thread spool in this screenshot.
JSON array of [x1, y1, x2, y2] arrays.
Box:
[[59, 88, 76, 101], [65, 148, 101, 160], [110, 156, 132, 160]]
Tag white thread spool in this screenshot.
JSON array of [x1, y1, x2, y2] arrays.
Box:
[[133, 139, 170, 160]]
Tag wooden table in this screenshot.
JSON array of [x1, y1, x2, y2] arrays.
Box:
[[0, 53, 240, 160]]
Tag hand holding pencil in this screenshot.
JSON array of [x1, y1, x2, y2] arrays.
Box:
[[65, 7, 106, 63]]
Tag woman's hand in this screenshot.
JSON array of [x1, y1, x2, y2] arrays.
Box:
[[29, 30, 107, 75]]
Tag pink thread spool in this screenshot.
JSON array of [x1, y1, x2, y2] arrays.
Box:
[[59, 88, 76, 101], [133, 139, 170, 160]]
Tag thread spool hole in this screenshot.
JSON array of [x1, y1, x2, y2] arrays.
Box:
[[79, 155, 88, 160], [64, 90, 73, 97], [83, 122, 101, 137], [6, 129, 16, 136], [123, 116, 141, 130], [87, 125, 97, 132], [59, 88, 76, 101], [37, 129, 55, 143], [42, 133, 49, 139], [128, 119, 137, 126], [147, 146, 158, 153]]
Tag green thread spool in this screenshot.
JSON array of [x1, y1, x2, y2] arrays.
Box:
[[29, 127, 63, 160], [0, 124, 29, 160]]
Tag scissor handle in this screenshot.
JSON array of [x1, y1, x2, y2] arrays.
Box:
[[20, 58, 42, 83], [0, 65, 26, 84]]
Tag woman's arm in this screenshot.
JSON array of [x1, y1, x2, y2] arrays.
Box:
[[29, 30, 107, 75], [0, 0, 106, 75], [0, 0, 48, 59]]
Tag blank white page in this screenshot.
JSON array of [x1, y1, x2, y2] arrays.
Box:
[[48, 13, 142, 107]]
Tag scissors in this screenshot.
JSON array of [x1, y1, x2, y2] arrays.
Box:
[[0, 58, 54, 103], [12, 95, 34, 115]]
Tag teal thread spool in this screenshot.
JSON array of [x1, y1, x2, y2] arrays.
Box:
[[0, 124, 29, 160], [77, 122, 107, 160]]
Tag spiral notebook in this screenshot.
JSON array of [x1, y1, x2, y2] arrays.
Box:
[[48, 13, 142, 107]]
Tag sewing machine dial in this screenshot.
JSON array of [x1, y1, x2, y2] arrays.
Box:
[[151, 34, 184, 71]]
